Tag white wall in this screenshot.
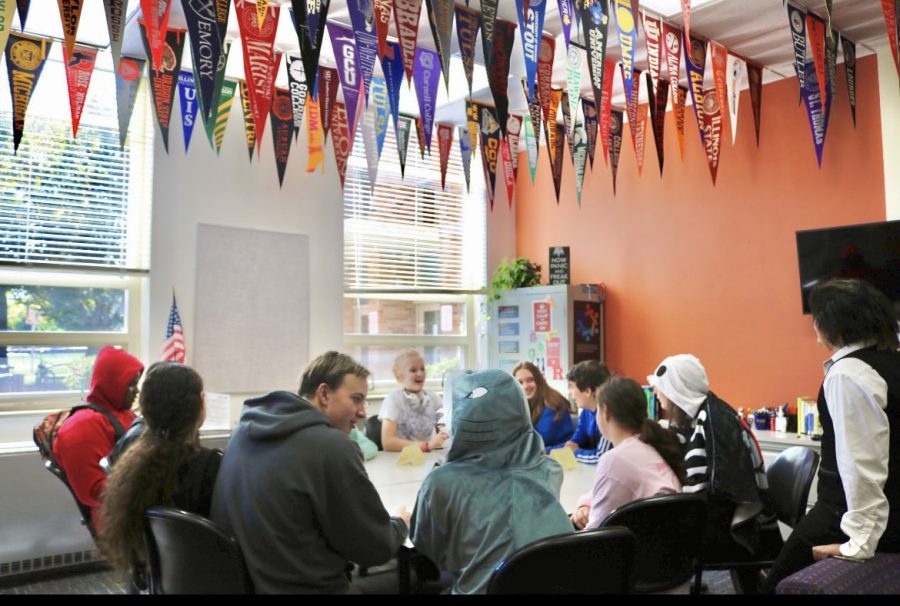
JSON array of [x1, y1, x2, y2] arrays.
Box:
[[878, 46, 900, 220]]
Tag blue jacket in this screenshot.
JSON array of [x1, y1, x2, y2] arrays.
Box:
[[534, 407, 575, 452], [569, 408, 613, 464]]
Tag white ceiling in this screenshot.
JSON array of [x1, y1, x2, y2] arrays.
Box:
[[13, 0, 894, 125]]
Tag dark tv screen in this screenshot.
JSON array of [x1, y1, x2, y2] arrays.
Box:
[[796, 220, 900, 314]]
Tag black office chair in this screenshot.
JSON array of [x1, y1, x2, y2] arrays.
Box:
[[487, 527, 636, 594], [143, 507, 253, 594], [693, 446, 820, 594], [43, 459, 98, 540], [366, 415, 383, 451], [600, 493, 708, 593]]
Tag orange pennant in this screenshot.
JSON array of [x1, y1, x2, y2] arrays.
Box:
[[256, 0, 270, 30], [57, 0, 85, 60], [710, 42, 729, 135], [306, 97, 325, 174], [806, 14, 828, 105]]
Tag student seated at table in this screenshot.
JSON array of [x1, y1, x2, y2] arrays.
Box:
[[99, 362, 221, 579], [513, 361, 574, 451], [410, 369, 574, 594], [379, 349, 448, 453], [570, 376, 684, 530], [565, 360, 613, 464]]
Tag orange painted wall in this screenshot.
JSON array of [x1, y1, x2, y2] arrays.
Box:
[[513, 55, 886, 410]]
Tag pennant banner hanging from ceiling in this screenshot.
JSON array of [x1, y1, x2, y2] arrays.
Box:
[[57, 0, 85, 63], [63, 45, 97, 138], [0, 2, 16, 62], [318, 66, 339, 143], [500, 135, 515, 208], [538, 32, 556, 132], [701, 88, 723, 184], [634, 102, 647, 176], [348, 0, 379, 105], [801, 59, 832, 167], [479, 104, 501, 209], [271, 87, 294, 187], [331, 101, 352, 189], [641, 10, 662, 91], [558, 0, 575, 50], [256, 0, 271, 30], [15, 0, 29, 27], [328, 23, 363, 148], [371, 76, 390, 157], [289, 0, 330, 97], [710, 42, 728, 130], [507, 114, 523, 181], [374, 0, 393, 60], [662, 21, 683, 121], [565, 45, 583, 138], [103, 0, 125, 71], [580, 0, 610, 136], [203, 41, 231, 130], [841, 35, 857, 126], [646, 72, 668, 176], [480, 0, 499, 66], [414, 47, 441, 153], [415, 115, 427, 158], [140, 0, 174, 73], [573, 121, 587, 206], [674, 84, 687, 158], [425, 0, 454, 93], [236, 0, 279, 156], [239, 79, 256, 162], [582, 98, 598, 168], [286, 55, 308, 141], [551, 122, 565, 203], [306, 96, 325, 173], [524, 79, 542, 175], [684, 32, 707, 147], [560, 91, 576, 165], [182, 0, 225, 125], [489, 19, 517, 137], [725, 53, 746, 145], [466, 99, 480, 156], [545, 88, 563, 168], [787, 2, 807, 95], [881, 0, 899, 79], [458, 125, 472, 192], [455, 4, 479, 97], [747, 63, 762, 146], [140, 24, 186, 154], [6, 32, 51, 152], [213, 0, 230, 44], [609, 109, 623, 194], [177, 70, 199, 152], [396, 114, 413, 178], [205, 78, 237, 155], [393, 0, 422, 84], [599, 58, 614, 164], [437, 123, 453, 190], [517, 0, 547, 102], [623, 65, 642, 156], [361, 98, 380, 192], [806, 13, 828, 105], [824, 22, 838, 100], [612, 0, 637, 102], [115, 56, 146, 148], [680, 0, 691, 41], [382, 41, 404, 135]]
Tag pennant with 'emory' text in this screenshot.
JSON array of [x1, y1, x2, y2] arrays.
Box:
[[480, 0, 499, 67], [518, 0, 547, 102], [580, 0, 610, 133], [239, 79, 256, 162], [394, 0, 423, 84], [140, 0, 173, 73], [612, 0, 637, 102], [551, 122, 566, 203], [286, 54, 308, 141], [455, 3, 479, 97], [115, 56, 145, 148], [437, 123, 453, 190], [480, 104, 502, 209], [236, 0, 280, 155], [747, 63, 763, 146], [205, 78, 236, 155], [609, 109, 623, 194], [318, 66, 339, 144], [141, 23, 186, 154], [103, 0, 125, 71], [582, 98, 598, 168], [306, 96, 325, 173], [6, 32, 51, 152], [329, 22, 363, 148], [414, 47, 441, 152], [57, 0, 85, 63], [178, 70, 199, 152], [459, 125, 473, 192], [63, 45, 97, 138], [270, 87, 294, 187], [182, 0, 225, 125], [701, 88, 723, 184], [361, 94, 380, 192], [397, 114, 413, 178], [425, 0, 454, 93], [331, 101, 352, 189], [726, 53, 746, 145], [382, 41, 404, 136], [684, 32, 707, 147], [841, 35, 857, 126], [348, 0, 379, 105], [374, 0, 393, 61], [489, 19, 517, 137]]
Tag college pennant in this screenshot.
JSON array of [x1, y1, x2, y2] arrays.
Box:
[[701, 89, 723, 184], [202, 40, 231, 133], [787, 3, 807, 95], [236, 0, 279, 155], [286, 55, 308, 141], [580, 0, 610, 138], [0, 2, 16, 59], [382, 41, 404, 137], [393, 0, 423, 84], [646, 72, 668, 176], [56, 0, 85, 61], [455, 4, 480, 97], [725, 53, 746, 145], [561, 91, 576, 165], [361, 97, 380, 191], [634, 103, 647, 175], [63, 45, 97, 138], [437, 123, 453, 190], [306, 96, 325, 173], [507, 114, 523, 181], [318, 66, 339, 143], [414, 47, 441, 152], [425, 0, 454, 93], [331, 101, 352, 189], [524, 80, 542, 177], [801, 60, 832, 167], [181, 0, 225, 125], [479, 104, 502, 209], [466, 99, 480, 155], [289, 0, 330, 96], [551, 122, 566, 203], [545, 88, 563, 168], [824, 23, 839, 101], [140, 23, 186, 154], [480, 0, 499, 66], [565, 45, 583, 138], [599, 58, 614, 164], [459, 125, 473, 192], [270, 87, 294, 187], [662, 21, 682, 119], [329, 23, 363, 147], [710, 42, 728, 131], [239, 79, 256, 161], [680, 0, 691, 41], [609, 109, 623, 194], [684, 32, 707, 147], [747, 63, 762, 146], [5, 32, 51, 152], [642, 10, 662, 92], [674, 85, 687, 158], [612, 0, 637, 102], [139, 0, 174, 73], [115, 56, 146, 148], [415, 115, 427, 158], [397, 114, 413, 177], [573, 121, 587, 206], [15, 0, 28, 27], [806, 13, 828, 105], [177, 70, 199, 152], [102, 0, 126, 71], [582, 98, 598, 168], [558, 0, 575, 49], [348, 0, 379, 105], [371, 76, 389, 157], [882, 0, 899, 79], [500, 137, 515, 207], [374, 0, 393, 60], [518, 0, 547, 101], [622, 65, 642, 155], [489, 19, 517, 137], [537, 32, 556, 123], [841, 36, 857, 126], [205, 78, 237, 155]]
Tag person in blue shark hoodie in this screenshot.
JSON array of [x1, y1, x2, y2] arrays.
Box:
[[512, 361, 575, 451], [565, 360, 613, 463], [410, 369, 574, 594]]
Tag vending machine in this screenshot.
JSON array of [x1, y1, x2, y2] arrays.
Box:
[[487, 284, 605, 394]]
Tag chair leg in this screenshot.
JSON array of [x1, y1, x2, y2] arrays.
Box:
[[692, 568, 703, 594]]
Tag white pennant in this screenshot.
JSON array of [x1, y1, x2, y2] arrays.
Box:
[[725, 53, 746, 145], [361, 96, 380, 193], [565, 45, 583, 138]]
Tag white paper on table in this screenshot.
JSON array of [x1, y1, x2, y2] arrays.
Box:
[[201, 392, 232, 431]]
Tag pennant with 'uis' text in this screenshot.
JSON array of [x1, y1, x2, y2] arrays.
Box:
[[609, 109, 623, 194], [329, 23, 363, 148], [394, 0, 423, 84], [205, 78, 237, 155], [5, 32, 51, 152], [140, 0, 174, 73], [331, 101, 352, 189], [103, 0, 126, 71], [271, 87, 294, 187], [318, 66, 339, 144], [177, 70, 199, 152], [64, 45, 97, 138], [459, 125, 472, 192], [437, 123, 453, 190], [479, 104, 502, 209], [455, 4, 479, 97], [115, 56, 145, 148], [489, 19, 517, 136], [425, 0, 454, 93], [57, 0, 85, 63], [286, 55, 308, 141], [841, 36, 857, 126], [612, 0, 637, 101], [517, 0, 547, 102], [747, 63, 762, 146], [551, 122, 566, 203], [396, 114, 413, 178], [414, 47, 441, 152], [701, 88, 723, 184], [239, 79, 256, 162], [726, 53, 746, 145], [306, 97, 325, 173], [236, 0, 280, 155], [140, 23, 186, 153]]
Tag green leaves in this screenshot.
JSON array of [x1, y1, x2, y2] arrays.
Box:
[[489, 256, 542, 301]]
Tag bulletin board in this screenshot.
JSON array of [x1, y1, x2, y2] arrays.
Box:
[[193, 224, 310, 393]]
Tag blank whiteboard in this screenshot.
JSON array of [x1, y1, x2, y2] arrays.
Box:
[[194, 224, 309, 393]]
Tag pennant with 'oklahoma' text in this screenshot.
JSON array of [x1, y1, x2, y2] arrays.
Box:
[[6, 32, 51, 152]]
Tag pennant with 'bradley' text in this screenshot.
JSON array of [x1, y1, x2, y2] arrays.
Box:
[[177, 70, 199, 152], [5, 32, 51, 152], [63, 45, 97, 138], [115, 56, 145, 148], [271, 87, 294, 187], [141, 23, 186, 154], [394, 0, 422, 84]]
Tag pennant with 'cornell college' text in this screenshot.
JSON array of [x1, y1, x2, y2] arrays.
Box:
[[397, 114, 413, 178], [684, 32, 707, 147], [612, 0, 637, 102], [103, 0, 125, 71], [182, 0, 225, 126], [140, 24, 186, 154], [289, 0, 330, 97], [517, 0, 547, 102], [425, 0, 454, 93], [701, 88, 723, 184], [414, 47, 441, 152], [582, 98, 598, 168], [374, 0, 393, 61], [239, 79, 256, 162], [459, 125, 472, 192], [140, 0, 173, 73], [329, 23, 363, 148], [394, 0, 422, 84], [318, 66, 339, 144], [371, 76, 390, 157], [63, 45, 97, 138], [115, 56, 145, 148], [551, 122, 566, 203], [331, 101, 352, 189], [205, 78, 236, 155], [841, 35, 857, 126], [747, 63, 762, 146], [5, 32, 51, 152], [236, 0, 279, 156], [479, 104, 502, 209], [437, 123, 453, 190], [581, 0, 609, 125], [348, 0, 379, 106], [306, 97, 325, 173], [286, 55, 308, 141], [490, 20, 517, 137], [177, 70, 199, 152], [56, 0, 85, 63], [609, 109, 623, 194], [270, 87, 294, 187], [361, 98, 380, 192]]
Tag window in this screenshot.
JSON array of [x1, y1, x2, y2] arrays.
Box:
[[0, 47, 154, 408], [343, 120, 487, 388]]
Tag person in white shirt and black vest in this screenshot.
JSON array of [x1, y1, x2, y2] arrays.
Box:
[[762, 278, 900, 592]]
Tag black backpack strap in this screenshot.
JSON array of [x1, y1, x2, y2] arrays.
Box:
[[72, 402, 127, 441]]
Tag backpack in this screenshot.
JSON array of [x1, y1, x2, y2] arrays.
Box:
[[33, 402, 126, 462]]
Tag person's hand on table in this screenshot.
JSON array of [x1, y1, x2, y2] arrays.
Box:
[[429, 432, 449, 451], [570, 505, 590, 530]]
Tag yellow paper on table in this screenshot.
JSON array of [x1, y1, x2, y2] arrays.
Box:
[[549, 447, 578, 471], [397, 443, 426, 466]]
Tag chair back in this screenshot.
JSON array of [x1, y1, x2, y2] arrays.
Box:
[[600, 493, 707, 593], [43, 459, 97, 539], [766, 446, 820, 528], [366, 415, 383, 451], [487, 527, 635, 594], [143, 507, 253, 594]]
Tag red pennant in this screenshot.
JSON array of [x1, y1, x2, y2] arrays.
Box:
[[662, 21, 683, 116], [374, 0, 394, 61], [506, 114, 523, 180], [415, 115, 427, 158], [883, 0, 900, 78], [710, 42, 728, 133], [318, 66, 339, 144], [646, 72, 668, 176], [331, 101, 352, 189], [437, 123, 453, 190], [747, 63, 763, 147], [806, 14, 828, 106], [139, 0, 174, 73], [701, 88, 723, 185], [140, 23, 185, 153], [599, 59, 615, 165], [57, 0, 85, 61], [393, 0, 423, 84], [680, 0, 691, 41], [63, 45, 97, 138], [501, 139, 515, 208], [235, 0, 280, 156]]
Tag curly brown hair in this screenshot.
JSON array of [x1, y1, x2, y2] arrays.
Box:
[[512, 361, 572, 424]]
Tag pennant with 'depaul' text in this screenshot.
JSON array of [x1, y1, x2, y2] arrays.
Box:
[[726, 53, 746, 145], [103, 0, 126, 71], [348, 0, 379, 106], [5, 32, 51, 152], [841, 35, 857, 126], [425, 0, 454, 93], [609, 109, 623, 194], [331, 101, 352, 189], [394, 0, 423, 84], [489, 19, 517, 137], [139, 0, 173, 73], [205, 78, 237, 156], [306, 96, 325, 173], [414, 47, 441, 152], [182, 0, 225, 125], [684, 32, 707, 147], [329, 22, 363, 148], [517, 0, 547, 102], [701, 88, 723, 184], [270, 87, 294, 187], [239, 79, 256, 162], [286, 54, 308, 141], [459, 125, 473, 192], [582, 98, 598, 168], [437, 123, 453, 190], [115, 56, 146, 148], [140, 23, 186, 154], [318, 66, 339, 144], [236, 0, 279, 155], [612, 0, 637, 102], [63, 45, 97, 138], [479, 104, 502, 209], [177, 70, 199, 152], [455, 3, 479, 97], [57, 0, 85, 64]]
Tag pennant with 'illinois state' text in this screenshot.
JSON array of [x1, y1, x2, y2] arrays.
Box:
[[348, 0, 379, 105], [140, 23, 186, 153], [115, 56, 145, 148], [573, 122, 587, 205], [437, 123, 453, 190], [479, 104, 502, 209], [103, 0, 125, 71], [558, 0, 575, 49], [551, 122, 566, 203], [140, 0, 173, 73], [710, 42, 728, 130], [205, 78, 236, 155], [289, 0, 330, 96], [270, 87, 294, 187], [500, 137, 515, 207], [6, 32, 51, 152], [538, 33, 556, 126], [182, 0, 225, 125], [613, 0, 637, 101], [841, 36, 857, 126], [480, 0, 499, 67], [580, 0, 609, 129], [675, 85, 687, 158], [663, 21, 683, 117], [599, 58, 614, 164], [331, 101, 352, 189], [178, 70, 199, 152], [371, 76, 390, 157], [646, 72, 668, 176], [787, 3, 807, 94], [466, 99, 480, 157], [329, 23, 363, 147], [15, 0, 28, 27], [0, 2, 16, 62], [397, 114, 413, 178], [681, 0, 691, 41], [239, 79, 256, 161], [507, 114, 523, 180], [63, 45, 97, 138], [561, 91, 576, 165], [883, 0, 899, 80], [622, 65, 642, 155], [318, 66, 339, 143], [374, 0, 393, 60], [415, 115, 427, 158], [382, 41, 404, 135], [801, 59, 832, 167], [361, 97, 380, 192], [747, 63, 762, 146], [642, 10, 663, 92], [517, 0, 547, 102], [609, 109, 623, 194], [455, 4, 479, 97], [701, 88, 723, 184], [489, 19, 517, 137], [57, 0, 85, 63], [425, 0, 454, 93], [414, 47, 441, 152], [565, 45, 583, 138], [286, 55, 308, 141], [394, 0, 422, 84], [306, 96, 325, 173], [634, 103, 647, 176], [726, 53, 746, 145], [459, 125, 472, 192], [806, 13, 828, 105], [684, 32, 707, 147], [236, 0, 279, 155], [545, 88, 563, 167], [582, 98, 598, 168]]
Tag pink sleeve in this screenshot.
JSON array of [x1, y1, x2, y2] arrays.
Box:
[[585, 455, 636, 529]]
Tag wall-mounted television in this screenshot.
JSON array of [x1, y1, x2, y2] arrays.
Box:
[[796, 220, 900, 314]]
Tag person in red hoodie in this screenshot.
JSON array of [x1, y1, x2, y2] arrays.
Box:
[[52, 346, 144, 531]]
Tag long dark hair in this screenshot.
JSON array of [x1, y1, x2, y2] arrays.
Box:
[[810, 278, 899, 350], [598, 377, 687, 485], [99, 362, 204, 577], [512, 361, 571, 424]]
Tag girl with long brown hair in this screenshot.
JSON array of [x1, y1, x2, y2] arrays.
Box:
[[512, 361, 574, 452]]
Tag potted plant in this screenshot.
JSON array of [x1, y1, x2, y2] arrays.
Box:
[[488, 257, 542, 301]]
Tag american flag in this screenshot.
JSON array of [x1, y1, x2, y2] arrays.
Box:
[[162, 294, 185, 363]]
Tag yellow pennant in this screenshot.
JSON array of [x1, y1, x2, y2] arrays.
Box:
[[256, 0, 269, 31], [306, 97, 325, 174]]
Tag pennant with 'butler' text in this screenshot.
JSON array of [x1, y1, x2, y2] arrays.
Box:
[[371, 76, 390, 157], [115, 56, 145, 148], [289, 0, 330, 96], [177, 70, 199, 152], [479, 104, 502, 209], [437, 123, 453, 190], [318, 66, 339, 143], [747, 63, 762, 146], [361, 91, 380, 191], [382, 41, 404, 135], [140, 23, 186, 154], [394, 0, 422, 84], [286, 54, 308, 141], [551, 122, 566, 203], [182, 0, 225, 126], [684, 32, 707, 147], [271, 87, 294, 187], [580, 0, 610, 134], [646, 72, 668, 176], [507, 114, 523, 181], [140, 0, 173, 73], [726, 53, 745, 145], [331, 101, 352, 189], [459, 125, 473, 192], [582, 98, 598, 168], [239, 79, 256, 161], [396, 114, 413, 178], [787, 3, 807, 95], [57, 0, 85, 63], [329, 23, 363, 148], [306, 96, 325, 173], [558, 0, 575, 50], [348, 0, 379, 105], [455, 4, 479, 97], [236, 0, 279, 155], [609, 109, 623, 194], [63, 45, 97, 138], [701, 88, 723, 184], [414, 47, 441, 152], [801, 59, 832, 167], [517, 0, 547, 102], [425, 0, 454, 93], [480, 0, 499, 66], [103, 0, 125, 71], [5, 32, 51, 152], [374, 0, 393, 61], [205, 78, 236, 155], [841, 35, 857, 126], [489, 19, 517, 137], [612, 0, 637, 101]]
